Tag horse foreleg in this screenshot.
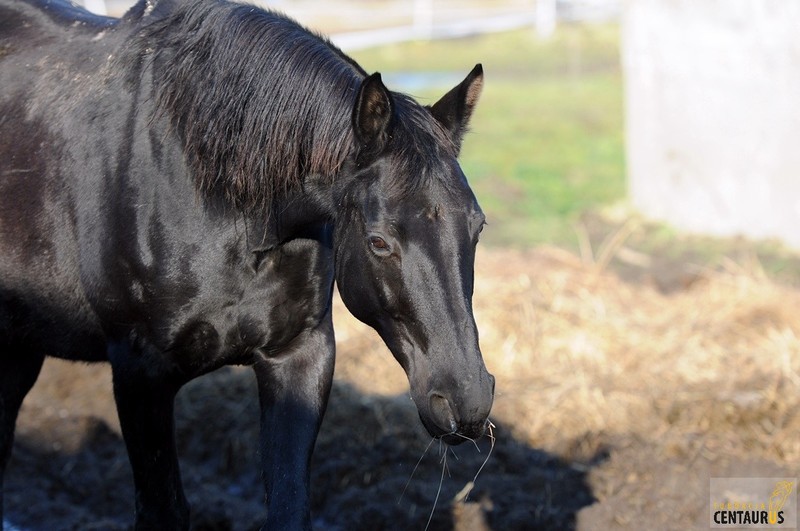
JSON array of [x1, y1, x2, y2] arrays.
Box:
[[253, 316, 335, 531], [0, 350, 45, 529], [109, 341, 189, 531]]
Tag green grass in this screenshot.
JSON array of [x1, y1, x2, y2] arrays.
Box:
[[350, 24, 625, 247]]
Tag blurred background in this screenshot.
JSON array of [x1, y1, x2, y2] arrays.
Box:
[[86, 0, 800, 278], [5, 1, 800, 530]]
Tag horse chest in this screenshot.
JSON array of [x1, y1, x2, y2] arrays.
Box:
[[158, 239, 334, 375]]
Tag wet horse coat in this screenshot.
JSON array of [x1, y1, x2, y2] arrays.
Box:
[[0, 0, 494, 528]]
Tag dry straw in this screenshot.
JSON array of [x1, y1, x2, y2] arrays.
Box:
[[333, 246, 800, 466]]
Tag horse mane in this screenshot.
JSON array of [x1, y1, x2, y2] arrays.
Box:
[[134, 0, 362, 210]]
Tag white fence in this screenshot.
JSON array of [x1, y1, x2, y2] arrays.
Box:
[[93, 0, 620, 47]]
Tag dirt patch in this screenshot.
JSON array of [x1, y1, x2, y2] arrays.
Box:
[[5, 246, 800, 530]]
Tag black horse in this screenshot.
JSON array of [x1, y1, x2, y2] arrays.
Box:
[[0, 0, 494, 528]]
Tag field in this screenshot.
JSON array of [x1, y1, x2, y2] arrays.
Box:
[[5, 22, 800, 531]]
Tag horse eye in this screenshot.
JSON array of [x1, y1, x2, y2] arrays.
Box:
[[368, 236, 390, 254], [476, 221, 487, 240], [370, 236, 387, 249]]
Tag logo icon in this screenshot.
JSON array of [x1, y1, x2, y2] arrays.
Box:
[[771, 482, 796, 525]]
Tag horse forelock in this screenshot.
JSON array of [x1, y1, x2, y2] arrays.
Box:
[[138, 0, 364, 211], [384, 94, 460, 197]]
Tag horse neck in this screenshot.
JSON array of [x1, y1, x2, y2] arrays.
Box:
[[242, 178, 335, 251]]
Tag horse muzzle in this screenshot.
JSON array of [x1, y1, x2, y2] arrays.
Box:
[[417, 372, 495, 445]]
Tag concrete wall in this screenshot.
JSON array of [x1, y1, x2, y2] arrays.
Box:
[[623, 0, 800, 248]]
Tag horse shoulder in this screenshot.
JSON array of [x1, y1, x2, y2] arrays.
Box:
[[214, 235, 335, 362], [122, 225, 335, 377]]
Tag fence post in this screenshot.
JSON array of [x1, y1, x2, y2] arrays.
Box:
[[413, 0, 433, 39], [536, 0, 556, 39], [83, 0, 107, 15]]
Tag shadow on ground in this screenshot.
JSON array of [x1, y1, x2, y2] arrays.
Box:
[[5, 363, 595, 530]]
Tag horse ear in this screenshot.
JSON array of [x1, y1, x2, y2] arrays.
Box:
[[429, 64, 484, 151], [353, 72, 394, 152]]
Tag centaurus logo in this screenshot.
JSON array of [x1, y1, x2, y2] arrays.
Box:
[[711, 478, 797, 528]]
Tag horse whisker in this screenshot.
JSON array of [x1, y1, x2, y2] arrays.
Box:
[[424, 448, 448, 531], [398, 436, 437, 505], [458, 419, 496, 503], [447, 430, 481, 452]]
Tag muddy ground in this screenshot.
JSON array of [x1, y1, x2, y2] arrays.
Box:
[[6, 364, 588, 531], [4, 245, 799, 530]]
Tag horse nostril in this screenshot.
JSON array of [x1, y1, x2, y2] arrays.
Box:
[[428, 392, 456, 433]]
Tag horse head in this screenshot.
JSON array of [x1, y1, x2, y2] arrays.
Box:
[[334, 65, 495, 445]]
